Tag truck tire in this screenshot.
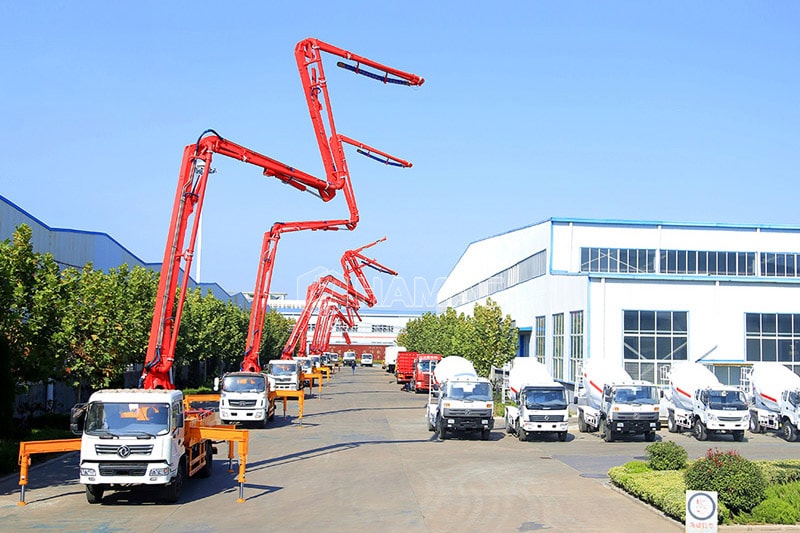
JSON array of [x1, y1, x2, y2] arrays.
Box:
[[481, 428, 491, 441], [667, 412, 679, 434], [782, 420, 798, 442], [162, 459, 185, 503], [693, 419, 708, 441], [577, 411, 588, 433], [732, 430, 745, 442], [196, 440, 213, 478], [558, 431, 567, 442], [600, 419, 614, 442], [427, 417, 435, 432], [505, 414, 513, 434], [437, 417, 448, 441], [644, 431, 656, 442], [516, 421, 527, 442], [85, 484, 105, 504], [749, 412, 761, 433]]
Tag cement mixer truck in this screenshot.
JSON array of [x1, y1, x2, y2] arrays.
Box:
[[664, 362, 748, 441], [504, 358, 568, 442], [744, 362, 800, 442], [575, 359, 660, 442], [426, 356, 494, 440]]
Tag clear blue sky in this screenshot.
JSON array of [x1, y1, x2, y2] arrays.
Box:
[[2, 2, 798, 310]]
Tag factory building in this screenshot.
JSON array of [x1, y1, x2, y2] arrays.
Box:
[[437, 218, 800, 387]]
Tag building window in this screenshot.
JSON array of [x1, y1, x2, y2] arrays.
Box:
[[745, 313, 800, 374], [535, 316, 545, 364], [661, 250, 755, 276], [570, 311, 584, 383], [623, 310, 688, 383], [371, 324, 395, 334], [580, 248, 656, 273], [552, 313, 564, 380], [761, 253, 800, 277]]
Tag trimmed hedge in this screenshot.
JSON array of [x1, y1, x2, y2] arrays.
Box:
[[608, 463, 687, 522], [646, 441, 688, 471]]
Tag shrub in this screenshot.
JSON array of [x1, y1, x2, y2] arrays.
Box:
[[745, 498, 800, 525], [646, 441, 688, 471], [756, 460, 800, 485], [622, 460, 651, 474], [684, 449, 766, 513], [608, 466, 686, 522]]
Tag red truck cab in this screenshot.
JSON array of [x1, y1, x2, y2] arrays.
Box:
[[413, 354, 442, 392]]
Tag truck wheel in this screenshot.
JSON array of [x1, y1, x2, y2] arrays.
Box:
[[749, 412, 761, 433], [481, 428, 491, 441], [667, 413, 679, 434], [427, 417, 435, 432], [162, 459, 185, 503], [85, 484, 105, 504], [558, 431, 568, 442], [732, 430, 745, 442], [437, 418, 448, 441], [197, 441, 213, 479], [782, 420, 798, 442], [644, 431, 656, 442], [577, 411, 588, 433], [505, 415, 513, 434], [516, 421, 527, 442], [601, 419, 614, 442], [693, 419, 708, 441]]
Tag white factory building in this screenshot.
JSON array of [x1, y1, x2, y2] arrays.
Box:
[[437, 218, 800, 388]]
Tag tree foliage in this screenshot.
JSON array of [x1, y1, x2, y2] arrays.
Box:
[[397, 298, 518, 377], [0, 222, 354, 413]]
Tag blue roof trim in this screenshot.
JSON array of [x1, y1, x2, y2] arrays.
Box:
[[583, 272, 800, 284], [550, 217, 800, 233]]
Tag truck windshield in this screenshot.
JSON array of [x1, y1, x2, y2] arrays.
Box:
[[613, 386, 659, 405], [223, 375, 266, 393], [448, 382, 492, 401], [525, 389, 567, 410], [790, 391, 800, 408], [85, 402, 170, 436], [709, 390, 747, 410], [417, 360, 434, 372], [269, 364, 296, 376]]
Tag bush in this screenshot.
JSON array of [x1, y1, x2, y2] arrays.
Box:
[[609, 466, 686, 522], [745, 498, 800, 525], [756, 460, 800, 485], [646, 441, 688, 471], [685, 449, 766, 513]]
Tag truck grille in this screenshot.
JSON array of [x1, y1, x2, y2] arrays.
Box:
[[95, 444, 154, 456], [529, 414, 565, 422], [719, 416, 744, 422], [98, 462, 148, 476], [443, 408, 492, 417], [613, 412, 659, 422], [228, 399, 257, 407]]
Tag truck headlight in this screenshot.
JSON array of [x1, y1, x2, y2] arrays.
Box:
[[80, 467, 96, 476], [150, 467, 171, 476]]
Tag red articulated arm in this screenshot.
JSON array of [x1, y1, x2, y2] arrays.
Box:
[[240, 38, 422, 372], [140, 131, 331, 390]]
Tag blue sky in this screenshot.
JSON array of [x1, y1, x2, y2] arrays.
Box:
[[2, 2, 798, 310]]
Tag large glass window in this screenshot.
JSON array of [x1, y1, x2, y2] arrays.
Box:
[[746, 313, 800, 374], [581, 248, 655, 273], [535, 316, 546, 364], [570, 311, 584, 383], [623, 310, 688, 382], [660, 250, 755, 276], [761, 253, 800, 277], [552, 313, 564, 380]]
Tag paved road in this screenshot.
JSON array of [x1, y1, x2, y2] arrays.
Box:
[[1, 367, 798, 532]]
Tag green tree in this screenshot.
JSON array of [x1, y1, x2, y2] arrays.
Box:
[[467, 299, 518, 376], [59, 264, 157, 394], [397, 299, 518, 377], [259, 308, 295, 363]]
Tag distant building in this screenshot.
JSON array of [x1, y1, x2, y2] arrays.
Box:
[[437, 218, 800, 387]]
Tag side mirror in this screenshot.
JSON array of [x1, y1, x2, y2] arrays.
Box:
[[213, 377, 220, 392], [70, 403, 87, 436], [573, 396, 578, 405]]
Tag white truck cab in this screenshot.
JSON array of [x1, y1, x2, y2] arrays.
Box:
[[218, 372, 275, 428], [360, 353, 374, 367], [268, 359, 302, 391]]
